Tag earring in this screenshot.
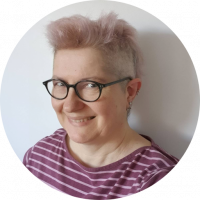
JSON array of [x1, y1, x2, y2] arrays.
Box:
[[136, 90, 140, 95], [126, 90, 139, 110], [126, 102, 132, 111]]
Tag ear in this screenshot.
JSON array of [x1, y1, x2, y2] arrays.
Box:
[[126, 78, 141, 104]]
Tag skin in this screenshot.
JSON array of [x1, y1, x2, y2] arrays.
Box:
[[52, 47, 151, 168]]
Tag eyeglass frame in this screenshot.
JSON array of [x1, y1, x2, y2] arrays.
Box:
[[43, 77, 132, 102]]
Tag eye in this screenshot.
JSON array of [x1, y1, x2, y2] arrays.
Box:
[[86, 83, 98, 88], [53, 81, 65, 87]]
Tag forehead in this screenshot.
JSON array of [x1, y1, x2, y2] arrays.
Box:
[[53, 48, 112, 83], [54, 48, 102, 67]]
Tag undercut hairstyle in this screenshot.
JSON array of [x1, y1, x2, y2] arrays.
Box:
[[46, 12, 143, 79]]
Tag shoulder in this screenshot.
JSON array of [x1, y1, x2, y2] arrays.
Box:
[[34, 128, 66, 148], [23, 128, 66, 166], [132, 138, 179, 192], [138, 134, 179, 165]]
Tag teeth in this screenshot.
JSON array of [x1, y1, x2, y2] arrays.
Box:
[[71, 117, 94, 123]]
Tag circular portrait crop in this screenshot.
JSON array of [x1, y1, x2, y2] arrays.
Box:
[[0, 1, 199, 199]]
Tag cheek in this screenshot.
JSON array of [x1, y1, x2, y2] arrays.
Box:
[[98, 94, 120, 120], [95, 99, 119, 119], [51, 98, 62, 113]]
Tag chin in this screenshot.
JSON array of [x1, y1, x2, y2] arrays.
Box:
[[61, 117, 98, 144], [67, 132, 90, 144]]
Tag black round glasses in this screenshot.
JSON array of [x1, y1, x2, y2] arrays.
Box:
[[43, 77, 132, 102]]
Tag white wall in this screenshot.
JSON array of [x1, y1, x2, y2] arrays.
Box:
[[0, 1, 199, 162]]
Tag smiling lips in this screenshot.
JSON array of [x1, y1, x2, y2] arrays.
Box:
[[71, 117, 94, 122], [69, 116, 95, 123]]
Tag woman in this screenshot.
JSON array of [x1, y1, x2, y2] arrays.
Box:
[[23, 12, 178, 199]]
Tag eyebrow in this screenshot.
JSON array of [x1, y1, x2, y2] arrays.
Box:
[[51, 75, 107, 83]]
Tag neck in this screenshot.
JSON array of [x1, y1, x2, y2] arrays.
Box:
[[66, 122, 140, 168]]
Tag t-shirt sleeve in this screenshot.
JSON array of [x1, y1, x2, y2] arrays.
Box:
[[138, 167, 172, 192], [23, 147, 33, 166]]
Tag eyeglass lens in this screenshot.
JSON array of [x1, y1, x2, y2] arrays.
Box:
[[47, 80, 100, 101]]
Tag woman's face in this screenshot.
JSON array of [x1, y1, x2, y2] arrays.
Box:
[[52, 48, 128, 144]]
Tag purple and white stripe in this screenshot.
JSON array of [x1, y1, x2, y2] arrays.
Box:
[[23, 128, 178, 199]]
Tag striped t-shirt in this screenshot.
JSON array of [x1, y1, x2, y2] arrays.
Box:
[[23, 128, 179, 199]]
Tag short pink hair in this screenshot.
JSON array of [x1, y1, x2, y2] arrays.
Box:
[[46, 12, 143, 79]]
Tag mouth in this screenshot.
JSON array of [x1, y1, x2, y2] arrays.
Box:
[[68, 116, 95, 127], [70, 116, 95, 123]]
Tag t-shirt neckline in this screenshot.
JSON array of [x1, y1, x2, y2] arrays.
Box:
[[61, 129, 155, 172]]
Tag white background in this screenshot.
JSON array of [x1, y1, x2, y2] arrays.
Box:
[[0, 0, 199, 161]]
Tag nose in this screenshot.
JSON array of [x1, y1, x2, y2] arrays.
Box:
[[63, 87, 85, 113], [66, 87, 77, 101]]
